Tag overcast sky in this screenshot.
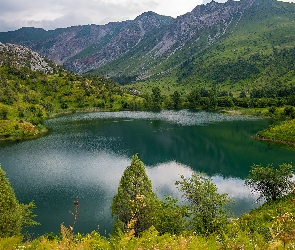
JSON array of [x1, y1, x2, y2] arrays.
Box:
[[0, 0, 294, 32]]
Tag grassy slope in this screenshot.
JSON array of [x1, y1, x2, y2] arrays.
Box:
[[256, 118, 295, 146]]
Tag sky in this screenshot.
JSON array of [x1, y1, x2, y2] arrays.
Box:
[[0, 0, 294, 32]]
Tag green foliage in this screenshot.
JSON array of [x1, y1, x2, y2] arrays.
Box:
[[176, 173, 233, 235], [245, 163, 294, 202], [151, 87, 162, 110], [0, 63, 147, 138], [0, 167, 22, 237], [0, 166, 38, 237], [187, 88, 201, 109], [3, 163, 295, 248], [3, 191, 295, 249], [256, 119, 295, 146], [284, 106, 295, 119], [111, 154, 159, 236], [153, 196, 187, 235], [0, 107, 8, 120], [170, 91, 181, 109]]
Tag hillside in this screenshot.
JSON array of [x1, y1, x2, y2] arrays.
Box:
[[0, 0, 294, 94], [0, 43, 143, 139]]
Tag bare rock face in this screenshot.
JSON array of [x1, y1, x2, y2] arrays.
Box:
[[0, 42, 54, 73]]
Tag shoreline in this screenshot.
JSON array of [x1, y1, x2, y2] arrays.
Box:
[[254, 134, 295, 149], [1, 108, 294, 150]]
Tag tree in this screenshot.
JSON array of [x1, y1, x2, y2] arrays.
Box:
[[245, 163, 294, 202], [0, 166, 38, 237], [151, 87, 162, 110], [284, 106, 295, 119], [176, 173, 233, 235], [111, 154, 159, 236], [209, 87, 218, 109], [0, 107, 8, 120], [239, 90, 247, 98], [171, 91, 181, 109], [187, 88, 201, 109]]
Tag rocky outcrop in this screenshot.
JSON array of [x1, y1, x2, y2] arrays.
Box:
[[0, 42, 54, 73]]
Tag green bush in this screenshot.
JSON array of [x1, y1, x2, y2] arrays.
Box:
[[0, 167, 22, 237], [176, 173, 233, 235]]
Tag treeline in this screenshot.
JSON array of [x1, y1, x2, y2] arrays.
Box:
[[124, 86, 295, 116], [1, 61, 295, 139], [1, 62, 295, 121]]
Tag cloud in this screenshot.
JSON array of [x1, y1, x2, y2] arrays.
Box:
[[0, 0, 202, 32], [1, 0, 294, 32]]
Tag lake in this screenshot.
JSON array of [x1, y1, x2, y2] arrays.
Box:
[[0, 110, 294, 237]]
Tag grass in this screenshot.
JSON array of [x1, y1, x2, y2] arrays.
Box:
[[256, 118, 295, 146]]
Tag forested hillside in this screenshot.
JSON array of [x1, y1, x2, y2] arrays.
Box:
[[0, 43, 144, 139]]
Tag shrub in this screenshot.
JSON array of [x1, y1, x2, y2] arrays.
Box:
[[176, 173, 233, 235], [245, 163, 294, 202]]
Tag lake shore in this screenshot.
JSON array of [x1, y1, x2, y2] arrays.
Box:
[[1, 107, 294, 151]]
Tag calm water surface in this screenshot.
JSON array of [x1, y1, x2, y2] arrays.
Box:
[[0, 110, 294, 236]]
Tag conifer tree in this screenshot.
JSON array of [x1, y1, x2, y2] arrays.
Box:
[[111, 154, 159, 236]]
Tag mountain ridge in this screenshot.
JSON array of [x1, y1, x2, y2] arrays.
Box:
[[0, 0, 294, 90]]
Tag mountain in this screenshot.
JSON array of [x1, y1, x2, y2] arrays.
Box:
[[0, 12, 173, 75], [0, 0, 294, 90]]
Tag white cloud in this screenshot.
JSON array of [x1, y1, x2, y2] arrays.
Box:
[[0, 0, 202, 32], [0, 0, 294, 32]]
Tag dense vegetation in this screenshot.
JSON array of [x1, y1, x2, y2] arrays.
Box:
[[256, 118, 295, 146], [0, 0, 295, 246], [0, 62, 148, 138], [1, 157, 295, 249], [124, 0, 295, 96], [1, 0, 295, 145], [1, 59, 295, 146]]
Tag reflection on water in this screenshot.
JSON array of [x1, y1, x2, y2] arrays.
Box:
[[148, 161, 259, 216], [0, 110, 294, 236]]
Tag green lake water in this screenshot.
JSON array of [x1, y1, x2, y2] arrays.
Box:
[[0, 110, 294, 236]]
